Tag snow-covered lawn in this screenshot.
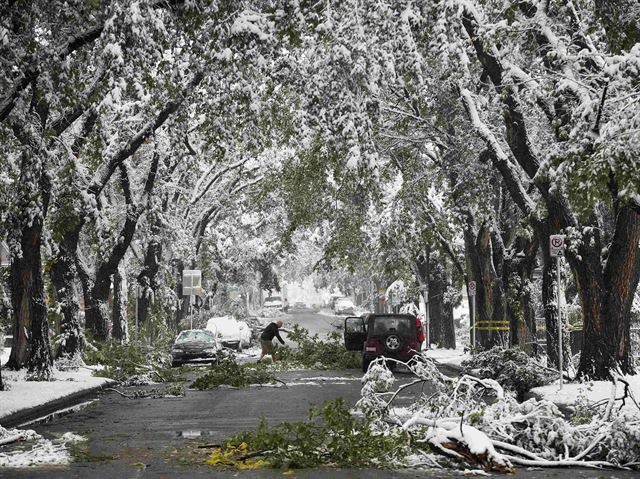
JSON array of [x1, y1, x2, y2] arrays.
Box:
[[421, 345, 640, 419], [532, 375, 640, 416], [424, 344, 469, 368], [1, 351, 114, 422], [1, 347, 113, 468]]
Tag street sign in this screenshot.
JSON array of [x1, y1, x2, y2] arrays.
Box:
[[550, 235, 565, 257], [182, 269, 202, 296], [468, 281, 476, 296], [0, 241, 9, 267], [549, 234, 566, 388]]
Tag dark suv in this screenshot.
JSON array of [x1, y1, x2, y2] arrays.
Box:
[[344, 314, 425, 371]]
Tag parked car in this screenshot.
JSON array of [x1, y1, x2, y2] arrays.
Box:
[[206, 316, 252, 351], [288, 301, 311, 314], [263, 296, 284, 310], [171, 329, 219, 367], [343, 314, 425, 372], [334, 297, 356, 316], [327, 294, 343, 310], [244, 316, 270, 341]]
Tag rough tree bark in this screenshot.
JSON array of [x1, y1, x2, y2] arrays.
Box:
[[504, 235, 539, 354], [173, 259, 190, 331], [576, 206, 640, 377], [49, 111, 97, 358], [6, 152, 53, 377], [137, 236, 162, 336], [112, 265, 128, 342], [428, 257, 456, 349], [50, 236, 83, 359], [463, 215, 507, 350]]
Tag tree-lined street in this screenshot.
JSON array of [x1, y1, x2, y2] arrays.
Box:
[[1, 0, 639, 475]]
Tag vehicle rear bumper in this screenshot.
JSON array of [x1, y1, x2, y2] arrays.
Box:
[[363, 350, 421, 363]]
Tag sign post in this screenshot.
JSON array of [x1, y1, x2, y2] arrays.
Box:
[[468, 281, 477, 349], [550, 235, 565, 389], [420, 285, 430, 347], [183, 270, 202, 329], [0, 241, 10, 267]]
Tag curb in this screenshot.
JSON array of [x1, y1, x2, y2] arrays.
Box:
[[0, 380, 115, 429]]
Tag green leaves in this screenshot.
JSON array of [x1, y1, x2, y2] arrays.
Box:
[[191, 354, 276, 389], [279, 324, 362, 370], [228, 398, 407, 468]]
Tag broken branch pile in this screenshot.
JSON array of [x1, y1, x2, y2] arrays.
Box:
[[357, 356, 640, 472]]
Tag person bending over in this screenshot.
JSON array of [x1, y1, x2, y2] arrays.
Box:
[[258, 320, 285, 363]]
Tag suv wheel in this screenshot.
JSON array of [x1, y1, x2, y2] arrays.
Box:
[[384, 334, 402, 352]]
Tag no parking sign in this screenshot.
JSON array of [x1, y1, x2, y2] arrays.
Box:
[[550, 235, 565, 257]]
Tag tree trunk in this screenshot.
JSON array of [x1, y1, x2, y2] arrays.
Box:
[[112, 266, 128, 342], [138, 238, 162, 336], [505, 234, 539, 354], [469, 220, 508, 349], [6, 218, 53, 377], [1, 271, 10, 389], [464, 218, 484, 349], [430, 257, 456, 349], [174, 259, 189, 331], [428, 260, 445, 346], [412, 248, 431, 339], [50, 239, 83, 359], [85, 267, 112, 341], [541, 243, 572, 370], [6, 150, 53, 377], [577, 206, 640, 378]]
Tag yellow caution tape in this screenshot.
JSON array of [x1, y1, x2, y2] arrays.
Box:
[[473, 320, 510, 331]]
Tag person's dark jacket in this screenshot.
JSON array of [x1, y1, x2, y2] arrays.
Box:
[[260, 322, 285, 344]]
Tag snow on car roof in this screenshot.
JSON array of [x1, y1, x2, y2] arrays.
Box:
[[176, 330, 215, 343]]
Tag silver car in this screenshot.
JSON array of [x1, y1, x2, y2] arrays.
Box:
[[171, 329, 219, 367]]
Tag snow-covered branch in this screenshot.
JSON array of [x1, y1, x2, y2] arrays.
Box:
[[459, 87, 535, 217], [87, 71, 204, 199]]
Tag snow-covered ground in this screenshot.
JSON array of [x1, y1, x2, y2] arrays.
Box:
[[425, 344, 640, 417], [1, 349, 114, 422], [532, 375, 640, 416], [424, 344, 469, 368], [0, 346, 113, 468]]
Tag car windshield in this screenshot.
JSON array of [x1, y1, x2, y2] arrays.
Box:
[[370, 316, 415, 337], [176, 330, 215, 344]]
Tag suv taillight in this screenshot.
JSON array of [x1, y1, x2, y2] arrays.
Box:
[[365, 338, 380, 352], [416, 317, 425, 343]]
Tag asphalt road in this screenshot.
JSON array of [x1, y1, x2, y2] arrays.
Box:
[[2, 311, 638, 478]]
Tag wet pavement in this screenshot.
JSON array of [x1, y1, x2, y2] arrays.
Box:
[[1, 369, 430, 478]]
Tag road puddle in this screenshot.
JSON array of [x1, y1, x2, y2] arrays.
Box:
[[176, 430, 218, 439]]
